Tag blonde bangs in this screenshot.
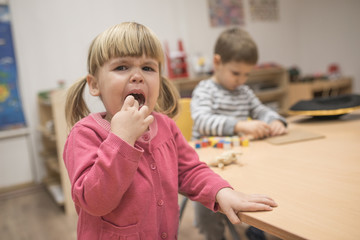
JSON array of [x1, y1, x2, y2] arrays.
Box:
[[88, 22, 164, 75]]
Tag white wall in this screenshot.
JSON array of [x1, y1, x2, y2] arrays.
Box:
[[3, 0, 360, 185], [297, 0, 360, 84], [180, 0, 302, 72]]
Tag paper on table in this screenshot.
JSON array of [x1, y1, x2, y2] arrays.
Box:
[[266, 128, 325, 145]]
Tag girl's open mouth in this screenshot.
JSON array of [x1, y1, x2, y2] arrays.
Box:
[[128, 93, 145, 107]]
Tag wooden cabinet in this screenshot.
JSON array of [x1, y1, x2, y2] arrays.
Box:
[[172, 67, 289, 115], [38, 91, 63, 206], [172, 75, 210, 98], [288, 77, 353, 108], [37, 89, 75, 215], [246, 67, 289, 114]]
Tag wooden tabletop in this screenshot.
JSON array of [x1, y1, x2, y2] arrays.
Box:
[[195, 110, 360, 240]]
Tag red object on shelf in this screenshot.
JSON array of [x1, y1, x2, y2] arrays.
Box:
[[165, 40, 189, 79], [328, 63, 340, 74]]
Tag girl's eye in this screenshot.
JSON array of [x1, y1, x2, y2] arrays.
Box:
[[232, 71, 240, 76], [143, 66, 155, 72], [115, 66, 127, 71]]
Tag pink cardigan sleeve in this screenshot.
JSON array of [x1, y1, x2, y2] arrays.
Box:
[[63, 124, 143, 216]]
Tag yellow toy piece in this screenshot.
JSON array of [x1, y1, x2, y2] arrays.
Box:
[[241, 138, 249, 147]]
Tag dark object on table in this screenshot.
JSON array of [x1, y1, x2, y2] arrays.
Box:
[[288, 94, 360, 119]]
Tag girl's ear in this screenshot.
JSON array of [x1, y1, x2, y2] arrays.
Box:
[[86, 74, 100, 96]]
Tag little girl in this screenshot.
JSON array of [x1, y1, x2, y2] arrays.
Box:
[[63, 22, 277, 240]]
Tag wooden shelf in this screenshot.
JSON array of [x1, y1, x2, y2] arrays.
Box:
[[248, 67, 286, 81], [256, 88, 287, 103], [248, 67, 288, 114], [37, 125, 56, 141], [171, 75, 210, 98], [46, 183, 65, 206], [288, 77, 353, 108], [51, 89, 76, 216], [37, 90, 66, 210], [42, 153, 60, 174], [310, 77, 352, 92], [43, 176, 64, 206], [38, 90, 75, 215]]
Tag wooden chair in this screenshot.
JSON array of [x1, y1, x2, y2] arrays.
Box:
[[174, 98, 192, 222], [174, 98, 193, 141]]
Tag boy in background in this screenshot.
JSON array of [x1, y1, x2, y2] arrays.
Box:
[[191, 28, 287, 240]]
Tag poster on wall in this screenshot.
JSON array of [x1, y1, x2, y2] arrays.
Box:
[[207, 0, 245, 27], [249, 0, 279, 22], [0, 4, 26, 130]]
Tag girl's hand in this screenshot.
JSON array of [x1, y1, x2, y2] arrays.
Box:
[[110, 95, 154, 146], [216, 188, 277, 224], [269, 120, 287, 137], [235, 120, 271, 139]]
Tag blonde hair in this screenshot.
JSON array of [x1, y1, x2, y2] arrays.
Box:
[[65, 22, 179, 127], [214, 27, 258, 65]]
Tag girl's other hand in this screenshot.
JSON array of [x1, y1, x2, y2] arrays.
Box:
[[110, 95, 154, 145]]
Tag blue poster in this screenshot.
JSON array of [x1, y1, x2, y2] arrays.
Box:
[[0, 5, 26, 130]]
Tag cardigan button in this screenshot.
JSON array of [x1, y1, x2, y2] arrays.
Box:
[[150, 163, 157, 170], [142, 133, 150, 141], [161, 232, 168, 239], [157, 199, 164, 206]]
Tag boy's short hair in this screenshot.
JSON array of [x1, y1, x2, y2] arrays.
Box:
[[214, 27, 258, 65]]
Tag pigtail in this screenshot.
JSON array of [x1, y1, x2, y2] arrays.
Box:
[[155, 76, 180, 119], [65, 77, 90, 128]]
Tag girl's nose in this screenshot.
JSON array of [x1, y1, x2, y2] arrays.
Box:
[[130, 69, 144, 83]]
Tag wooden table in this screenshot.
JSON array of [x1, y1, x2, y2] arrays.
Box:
[[195, 110, 360, 240]]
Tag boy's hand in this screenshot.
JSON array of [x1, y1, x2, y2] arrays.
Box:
[[269, 120, 287, 137], [216, 188, 277, 224], [110, 95, 154, 146], [235, 120, 271, 139]]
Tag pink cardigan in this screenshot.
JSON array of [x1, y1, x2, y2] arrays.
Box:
[[63, 112, 231, 240]]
